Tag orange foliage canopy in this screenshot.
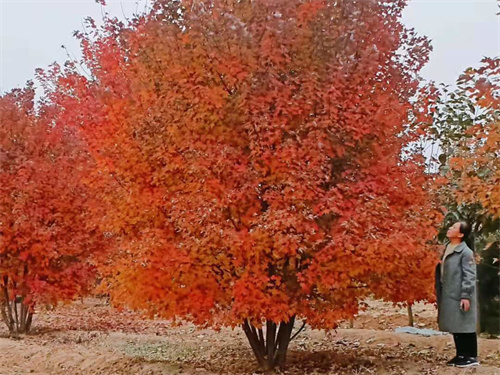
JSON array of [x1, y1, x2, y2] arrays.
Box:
[[0, 85, 99, 310], [44, 0, 441, 329]]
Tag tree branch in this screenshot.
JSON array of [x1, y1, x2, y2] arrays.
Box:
[[290, 320, 306, 341]]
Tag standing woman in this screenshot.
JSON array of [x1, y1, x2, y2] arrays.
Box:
[[435, 222, 479, 368]]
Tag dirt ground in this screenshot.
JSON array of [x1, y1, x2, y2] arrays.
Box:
[[0, 298, 498, 375]]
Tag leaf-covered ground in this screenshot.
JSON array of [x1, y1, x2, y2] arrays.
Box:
[[0, 298, 498, 375]]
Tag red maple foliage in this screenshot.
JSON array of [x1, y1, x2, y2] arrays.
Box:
[[0, 84, 100, 334], [44, 0, 442, 368]]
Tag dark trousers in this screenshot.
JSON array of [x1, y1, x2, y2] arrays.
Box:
[[453, 333, 477, 358]]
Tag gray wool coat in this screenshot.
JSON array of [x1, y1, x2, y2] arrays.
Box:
[[435, 241, 477, 333]]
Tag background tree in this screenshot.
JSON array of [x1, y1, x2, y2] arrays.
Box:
[[428, 57, 499, 334], [45, 0, 441, 369], [0, 84, 101, 334]]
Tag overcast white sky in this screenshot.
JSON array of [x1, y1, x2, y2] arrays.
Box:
[[0, 0, 499, 94]]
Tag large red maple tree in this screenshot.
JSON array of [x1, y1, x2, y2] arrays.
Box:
[[0, 85, 100, 334], [46, 0, 441, 368]]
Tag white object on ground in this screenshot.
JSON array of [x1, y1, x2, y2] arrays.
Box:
[[395, 326, 446, 336]]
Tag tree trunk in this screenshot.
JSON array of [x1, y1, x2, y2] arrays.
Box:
[[242, 317, 297, 371], [476, 278, 481, 334], [19, 301, 33, 333], [1, 281, 15, 333], [274, 316, 295, 366], [407, 303, 414, 327]]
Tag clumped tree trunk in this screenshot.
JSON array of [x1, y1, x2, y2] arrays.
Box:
[[0, 278, 34, 335], [242, 316, 305, 371]]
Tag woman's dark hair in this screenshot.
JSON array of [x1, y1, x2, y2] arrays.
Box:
[[459, 221, 472, 243]]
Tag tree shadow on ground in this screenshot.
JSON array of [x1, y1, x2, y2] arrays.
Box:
[[193, 347, 377, 374]]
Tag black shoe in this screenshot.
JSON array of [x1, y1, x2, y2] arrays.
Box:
[[446, 356, 463, 366], [456, 357, 480, 368]]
